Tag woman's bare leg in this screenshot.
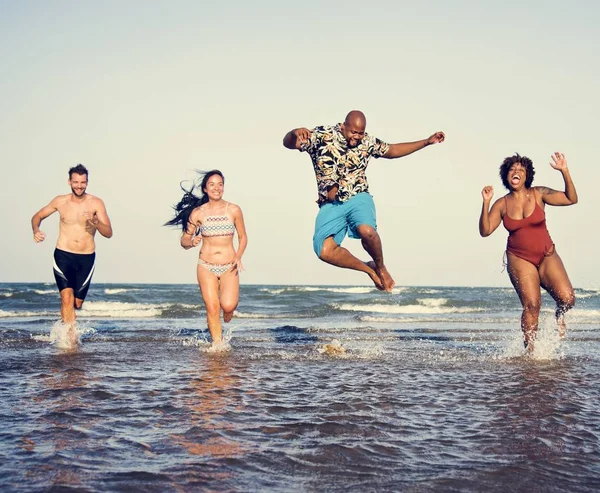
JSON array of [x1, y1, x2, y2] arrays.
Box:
[[507, 253, 542, 351], [197, 265, 223, 344], [539, 251, 575, 339], [219, 267, 240, 324]]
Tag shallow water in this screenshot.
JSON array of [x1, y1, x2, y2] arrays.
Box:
[[1, 283, 599, 492]]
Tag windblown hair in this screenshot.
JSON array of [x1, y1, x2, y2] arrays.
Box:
[[69, 163, 88, 179], [499, 153, 535, 190], [165, 170, 225, 233]]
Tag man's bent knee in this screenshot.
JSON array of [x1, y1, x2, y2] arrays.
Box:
[[60, 289, 74, 302], [356, 224, 377, 241], [318, 238, 337, 261]]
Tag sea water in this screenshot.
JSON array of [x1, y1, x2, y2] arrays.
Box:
[[1, 283, 599, 492]]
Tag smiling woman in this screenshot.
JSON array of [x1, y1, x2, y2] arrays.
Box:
[[165, 170, 248, 349], [479, 152, 578, 351]]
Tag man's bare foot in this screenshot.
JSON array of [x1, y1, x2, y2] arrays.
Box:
[[366, 261, 395, 292], [67, 323, 79, 346], [223, 311, 234, 323], [364, 261, 384, 290], [377, 267, 395, 292]]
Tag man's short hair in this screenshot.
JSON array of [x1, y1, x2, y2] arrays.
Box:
[[69, 163, 89, 179]]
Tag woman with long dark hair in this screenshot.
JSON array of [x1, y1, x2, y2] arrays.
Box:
[[479, 152, 577, 351], [166, 170, 247, 348]]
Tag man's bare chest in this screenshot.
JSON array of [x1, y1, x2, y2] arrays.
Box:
[[58, 202, 94, 225]]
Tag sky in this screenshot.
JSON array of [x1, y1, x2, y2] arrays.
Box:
[[1, 0, 599, 287]]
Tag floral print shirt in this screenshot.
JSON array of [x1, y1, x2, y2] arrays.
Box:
[[300, 124, 389, 204]]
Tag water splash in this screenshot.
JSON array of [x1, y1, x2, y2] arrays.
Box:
[[179, 321, 240, 351], [529, 314, 564, 360], [498, 314, 564, 361], [203, 341, 232, 353], [317, 338, 347, 356], [31, 321, 95, 349]]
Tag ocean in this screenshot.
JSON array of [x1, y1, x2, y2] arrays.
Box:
[[1, 282, 599, 492]]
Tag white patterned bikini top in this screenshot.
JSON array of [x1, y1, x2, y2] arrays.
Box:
[[198, 202, 235, 238]]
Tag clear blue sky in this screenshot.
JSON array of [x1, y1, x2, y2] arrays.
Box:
[[1, 0, 598, 287]]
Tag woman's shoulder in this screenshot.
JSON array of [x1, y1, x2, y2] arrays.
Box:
[[226, 201, 242, 213], [492, 194, 508, 214], [494, 194, 509, 205], [190, 205, 206, 220]]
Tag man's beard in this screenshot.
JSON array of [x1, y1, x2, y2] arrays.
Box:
[[71, 187, 86, 197]]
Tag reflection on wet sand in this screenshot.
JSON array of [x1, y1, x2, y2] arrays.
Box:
[[172, 355, 249, 462], [22, 352, 99, 490], [488, 361, 574, 463]]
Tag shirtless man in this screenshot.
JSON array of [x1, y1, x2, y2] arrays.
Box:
[[31, 164, 113, 339], [283, 110, 445, 291]]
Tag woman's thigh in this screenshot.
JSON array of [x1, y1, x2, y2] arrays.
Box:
[[539, 251, 574, 303], [219, 268, 240, 310], [197, 264, 220, 309], [506, 253, 541, 307]]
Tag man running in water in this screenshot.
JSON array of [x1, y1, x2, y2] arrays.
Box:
[[283, 110, 444, 291], [31, 164, 113, 342]]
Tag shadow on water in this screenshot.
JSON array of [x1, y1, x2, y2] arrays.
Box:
[[270, 325, 319, 344]]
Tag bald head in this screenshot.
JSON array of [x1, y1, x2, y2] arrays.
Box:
[[344, 110, 366, 128], [341, 110, 367, 148]]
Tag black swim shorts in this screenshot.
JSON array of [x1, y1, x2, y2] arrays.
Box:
[[53, 248, 96, 300]]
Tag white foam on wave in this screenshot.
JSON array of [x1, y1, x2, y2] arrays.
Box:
[[416, 298, 448, 307], [358, 315, 430, 323], [575, 288, 600, 298], [0, 309, 54, 318], [327, 287, 376, 294], [33, 289, 55, 295], [260, 286, 379, 295], [334, 302, 483, 315], [359, 315, 405, 323], [234, 311, 288, 319], [259, 288, 286, 294], [1, 292, 13, 297], [79, 301, 163, 318], [564, 309, 600, 322], [104, 288, 140, 295]]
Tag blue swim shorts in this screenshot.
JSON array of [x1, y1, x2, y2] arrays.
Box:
[[312, 192, 377, 257]]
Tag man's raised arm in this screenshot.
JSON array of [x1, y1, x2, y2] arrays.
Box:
[[382, 131, 445, 159]]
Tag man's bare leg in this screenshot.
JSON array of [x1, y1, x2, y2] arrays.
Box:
[[357, 225, 395, 292], [319, 237, 384, 290], [59, 288, 78, 344]]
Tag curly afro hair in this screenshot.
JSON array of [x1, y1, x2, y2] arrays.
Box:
[[499, 153, 535, 190]]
